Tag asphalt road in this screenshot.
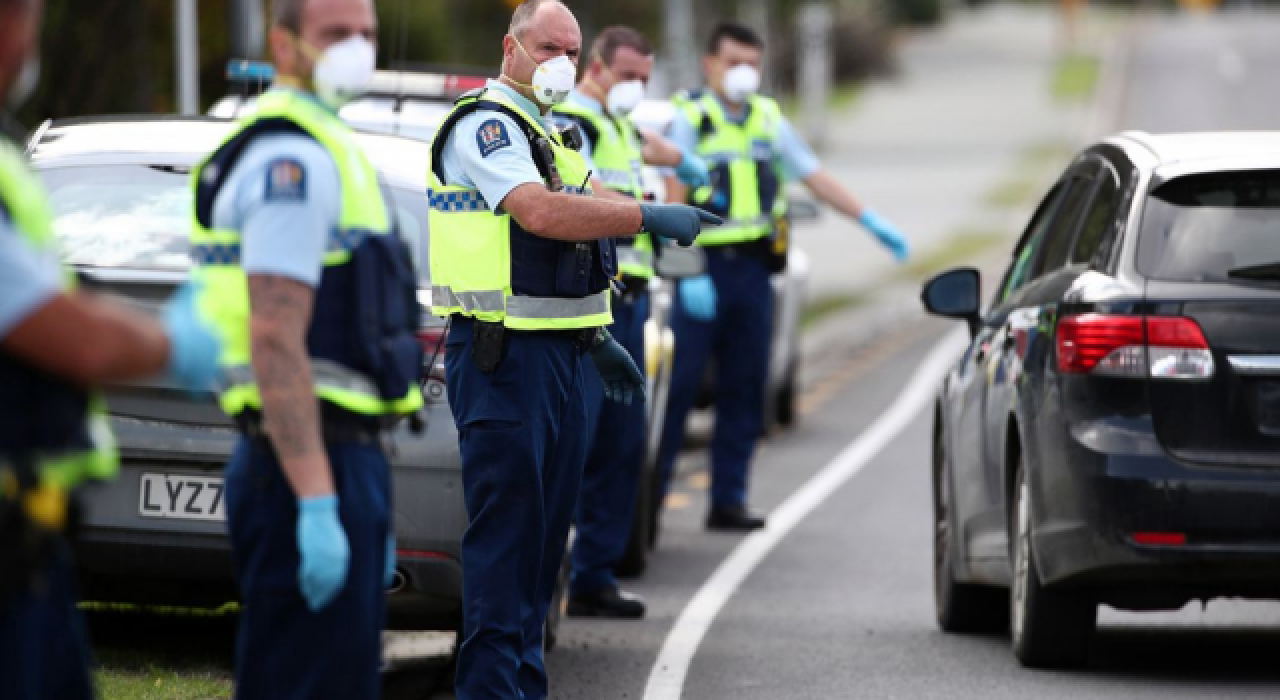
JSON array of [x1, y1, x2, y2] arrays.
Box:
[[531, 10, 1280, 699], [91, 9, 1280, 700]]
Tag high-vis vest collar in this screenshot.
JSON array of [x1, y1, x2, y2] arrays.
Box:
[[677, 92, 788, 246], [428, 88, 615, 329], [190, 89, 423, 419], [0, 141, 119, 490], [552, 98, 655, 281]]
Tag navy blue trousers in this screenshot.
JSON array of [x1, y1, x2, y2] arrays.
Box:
[[0, 543, 94, 700], [446, 320, 589, 700], [225, 438, 391, 700], [658, 250, 774, 508], [571, 292, 649, 596]]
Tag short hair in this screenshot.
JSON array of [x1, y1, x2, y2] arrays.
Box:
[[592, 26, 653, 66], [706, 21, 764, 56], [272, 0, 307, 33], [509, 0, 565, 39]]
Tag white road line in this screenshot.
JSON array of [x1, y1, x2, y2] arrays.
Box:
[[643, 327, 969, 700]]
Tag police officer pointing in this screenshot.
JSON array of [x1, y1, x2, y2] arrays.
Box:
[[550, 26, 712, 619], [660, 22, 911, 531], [189, 0, 422, 697], [0, 1, 221, 696], [428, 2, 719, 697]]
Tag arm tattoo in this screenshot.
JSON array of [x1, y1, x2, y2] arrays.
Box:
[[247, 274, 324, 462]]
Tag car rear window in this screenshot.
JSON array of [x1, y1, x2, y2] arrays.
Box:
[[39, 164, 429, 282], [1138, 170, 1280, 284]]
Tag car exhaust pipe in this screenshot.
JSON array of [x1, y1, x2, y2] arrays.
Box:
[[387, 568, 407, 595]]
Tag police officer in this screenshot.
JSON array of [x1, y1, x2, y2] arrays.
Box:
[[0, 1, 221, 696], [189, 0, 423, 697], [427, 2, 719, 697], [660, 22, 910, 531], [550, 26, 711, 619]]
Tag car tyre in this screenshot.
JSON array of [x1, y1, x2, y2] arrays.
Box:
[[1010, 462, 1094, 668], [544, 542, 571, 652], [774, 361, 799, 429], [615, 456, 653, 578], [934, 425, 1007, 634]]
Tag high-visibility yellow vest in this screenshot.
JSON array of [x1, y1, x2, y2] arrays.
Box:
[[552, 100, 655, 280], [428, 88, 616, 329], [190, 90, 423, 419], [676, 92, 788, 246], [0, 141, 118, 496]]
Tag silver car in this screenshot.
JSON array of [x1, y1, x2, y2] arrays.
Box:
[[25, 116, 573, 641]]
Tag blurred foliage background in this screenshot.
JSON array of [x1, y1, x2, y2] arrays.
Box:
[[13, 0, 1192, 125]]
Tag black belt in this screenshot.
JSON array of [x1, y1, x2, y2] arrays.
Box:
[[235, 409, 385, 446], [618, 275, 651, 304]]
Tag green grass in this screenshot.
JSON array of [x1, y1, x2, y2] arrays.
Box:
[[1052, 53, 1100, 103], [895, 229, 1011, 282], [95, 652, 232, 700], [801, 292, 868, 330], [780, 82, 863, 120], [983, 141, 1074, 210]]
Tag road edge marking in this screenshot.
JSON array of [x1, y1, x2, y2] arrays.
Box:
[[642, 327, 969, 700]]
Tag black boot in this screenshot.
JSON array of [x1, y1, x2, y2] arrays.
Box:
[[566, 586, 647, 619], [706, 505, 767, 532]]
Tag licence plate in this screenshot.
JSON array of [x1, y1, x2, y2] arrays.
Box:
[[138, 473, 226, 522]]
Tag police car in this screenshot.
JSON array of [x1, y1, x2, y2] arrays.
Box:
[[25, 115, 570, 648]]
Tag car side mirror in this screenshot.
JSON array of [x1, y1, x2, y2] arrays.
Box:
[[922, 267, 982, 336], [653, 244, 706, 280], [788, 196, 821, 223]]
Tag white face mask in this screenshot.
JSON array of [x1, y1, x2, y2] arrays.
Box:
[[722, 64, 761, 104], [506, 38, 576, 106], [312, 36, 376, 109], [606, 79, 645, 117], [7, 54, 39, 109]]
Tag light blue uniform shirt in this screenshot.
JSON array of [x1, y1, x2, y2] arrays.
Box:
[[438, 80, 545, 206], [667, 93, 821, 183], [211, 89, 342, 287], [548, 89, 605, 174], [0, 212, 62, 339]]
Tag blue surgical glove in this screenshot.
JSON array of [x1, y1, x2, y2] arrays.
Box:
[[297, 495, 350, 611], [679, 275, 717, 322], [161, 281, 222, 391], [640, 203, 722, 247], [859, 208, 910, 262], [384, 533, 397, 588], [675, 151, 711, 188], [588, 330, 646, 406]]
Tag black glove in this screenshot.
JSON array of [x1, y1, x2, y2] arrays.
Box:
[[639, 204, 723, 247], [588, 330, 646, 405]]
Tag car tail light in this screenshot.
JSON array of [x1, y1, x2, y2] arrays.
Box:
[[1056, 314, 1214, 380], [1130, 532, 1187, 547]]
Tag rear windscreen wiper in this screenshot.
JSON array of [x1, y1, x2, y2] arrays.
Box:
[[1227, 262, 1280, 281]]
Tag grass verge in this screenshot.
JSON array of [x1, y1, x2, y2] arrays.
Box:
[[801, 292, 867, 330], [96, 652, 232, 700], [781, 82, 863, 120], [1052, 53, 1100, 103]]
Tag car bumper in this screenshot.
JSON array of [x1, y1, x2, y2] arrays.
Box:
[[1035, 420, 1280, 607]]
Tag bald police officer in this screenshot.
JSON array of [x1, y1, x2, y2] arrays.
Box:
[[427, 2, 719, 697]]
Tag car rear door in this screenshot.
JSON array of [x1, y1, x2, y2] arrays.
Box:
[[1137, 169, 1280, 468]]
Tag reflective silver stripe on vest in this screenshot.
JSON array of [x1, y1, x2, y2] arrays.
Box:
[[429, 189, 491, 213], [616, 246, 653, 270], [700, 151, 755, 166], [712, 215, 773, 231], [431, 285, 505, 313], [506, 291, 611, 320], [221, 360, 381, 397], [599, 168, 636, 187], [191, 229, 372, 265]]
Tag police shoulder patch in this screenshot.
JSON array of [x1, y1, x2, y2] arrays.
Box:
[[264, 158, 306, 201], [476, 118, 512, 158]]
